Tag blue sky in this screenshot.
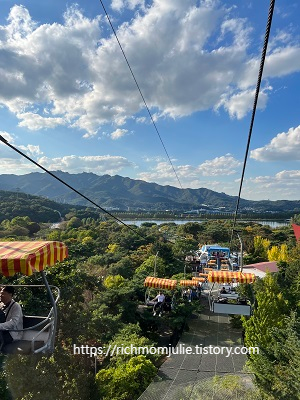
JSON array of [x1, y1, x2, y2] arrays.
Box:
[[0, 0, 299, 201]]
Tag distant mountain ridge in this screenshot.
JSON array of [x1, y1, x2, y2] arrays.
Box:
[[0, 171, 299, 212]]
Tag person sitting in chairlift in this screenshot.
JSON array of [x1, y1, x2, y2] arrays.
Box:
[[152, 292, 165, 316], [0, 286, 23, 351]]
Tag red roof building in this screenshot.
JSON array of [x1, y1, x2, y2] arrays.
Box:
[[292, 224, 300, 242], [242, 261, 278, 278]]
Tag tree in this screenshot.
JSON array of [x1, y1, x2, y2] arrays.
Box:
[[292, 213, 300, 224], [135, 255, 166, 277], [243, 274, 292, 397], [268, 244, 288, 262], [96, 355, 156, 400], [67, 217, 82, 228], [103, 275, 126, 288]]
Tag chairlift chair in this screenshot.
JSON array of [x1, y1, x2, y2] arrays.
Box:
[[207, 271, 255, 316], [0, 241, 68, 355], [144, 276, 177, 313]]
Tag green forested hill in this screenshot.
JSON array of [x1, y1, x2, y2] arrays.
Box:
[[0, 190, 102, 223], [0, 171, 299, 212]]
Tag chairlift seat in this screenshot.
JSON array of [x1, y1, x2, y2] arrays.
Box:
[[2, 315, 51, 355]]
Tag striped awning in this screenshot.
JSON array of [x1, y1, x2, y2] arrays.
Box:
[[208, 271, 256, 283], [192, 277, 205, 282], [144, 276, 177, 290], [198, 273, 208, 278], [180, 280, 197, 287], [0, 241, 68, 277]]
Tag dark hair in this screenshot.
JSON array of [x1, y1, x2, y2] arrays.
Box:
[[2, 286, 15, 295]]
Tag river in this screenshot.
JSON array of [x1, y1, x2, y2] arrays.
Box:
[[122, 220, 289, 228]]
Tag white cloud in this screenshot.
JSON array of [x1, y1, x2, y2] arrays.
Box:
[[111, 128, 128, 139], [111, 0, 145, 12], [243, 170, 300, 200], [17, 113, 66, 130], [216, 87, 270, 119], [250, 125, 300, 161], [0, 158, 38, 175], [137, 154, 241, 186], [198, 154, 242, 176], [0, 131, 15, 144], [0, 2, 299, 137], [18, 144, 43, 156], [37, 154, 135, 175]]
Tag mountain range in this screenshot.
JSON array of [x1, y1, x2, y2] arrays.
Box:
[[0, 171, 299, 213]]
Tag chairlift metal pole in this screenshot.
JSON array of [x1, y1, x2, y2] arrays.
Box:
[[41, 270, 57, 352], [235, 231, 244, 273], [154, 251, 159, 277]]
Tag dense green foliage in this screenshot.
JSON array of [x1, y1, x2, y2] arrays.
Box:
[[0, 190, 104, 224], [242, 246, 300, 399], [0, 212, 298, 399]]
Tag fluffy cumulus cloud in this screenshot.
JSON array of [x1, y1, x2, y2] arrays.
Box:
[[0, 137, 135, 176], [37, 155, 135, 174], [18, 144, 43, 156], [250, 125, 300, 161], [111, 0, 146, 12], [1, 1, 299, 137], [243, 170, 300, 200], [110, 128, 128, 139], [0, 131, 15, 144], [0, 130, 42, 159], [198, 154, 241, 176], [137, 154, 241, 187]]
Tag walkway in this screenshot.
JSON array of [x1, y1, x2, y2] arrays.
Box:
[[138, 294, 254, 400]]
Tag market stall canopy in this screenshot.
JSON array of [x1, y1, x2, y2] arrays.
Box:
[[208, 271, 255, 283], [0, 241, 68, 277], [144, 276, 177, 290]]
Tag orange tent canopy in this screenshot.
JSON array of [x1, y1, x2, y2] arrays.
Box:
[[180, 280, 197, 287], [208, 271, 255, 283], [192, 277, 205, 282], [0, 241, 68, 277], [144, 276, 177, 290]]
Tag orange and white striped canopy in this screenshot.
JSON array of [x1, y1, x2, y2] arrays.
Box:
[[198, 273, 208, 278], [208, 271, 255, 283], [144, 276, 177, 290], [180, 280, 197, 287], [192, 277, 205, 282], [0, 241, 68, 277]]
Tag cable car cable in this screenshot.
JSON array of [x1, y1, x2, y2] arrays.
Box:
[[0, 135, 148, 240], [99, 0, 183, 190], [230, 0, 276, 245]]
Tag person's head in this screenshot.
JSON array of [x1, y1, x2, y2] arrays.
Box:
[[0, 286, 14, 305]]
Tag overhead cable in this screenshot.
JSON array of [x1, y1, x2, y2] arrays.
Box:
[[230, 0, 276, 244], [99, 0, 183, 190]]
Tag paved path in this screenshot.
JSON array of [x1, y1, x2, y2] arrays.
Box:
[[138, 295, 253, 400]]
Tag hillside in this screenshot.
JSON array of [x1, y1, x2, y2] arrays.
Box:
[[0, 171, 299, 213], [0, 190, 102, 223]]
